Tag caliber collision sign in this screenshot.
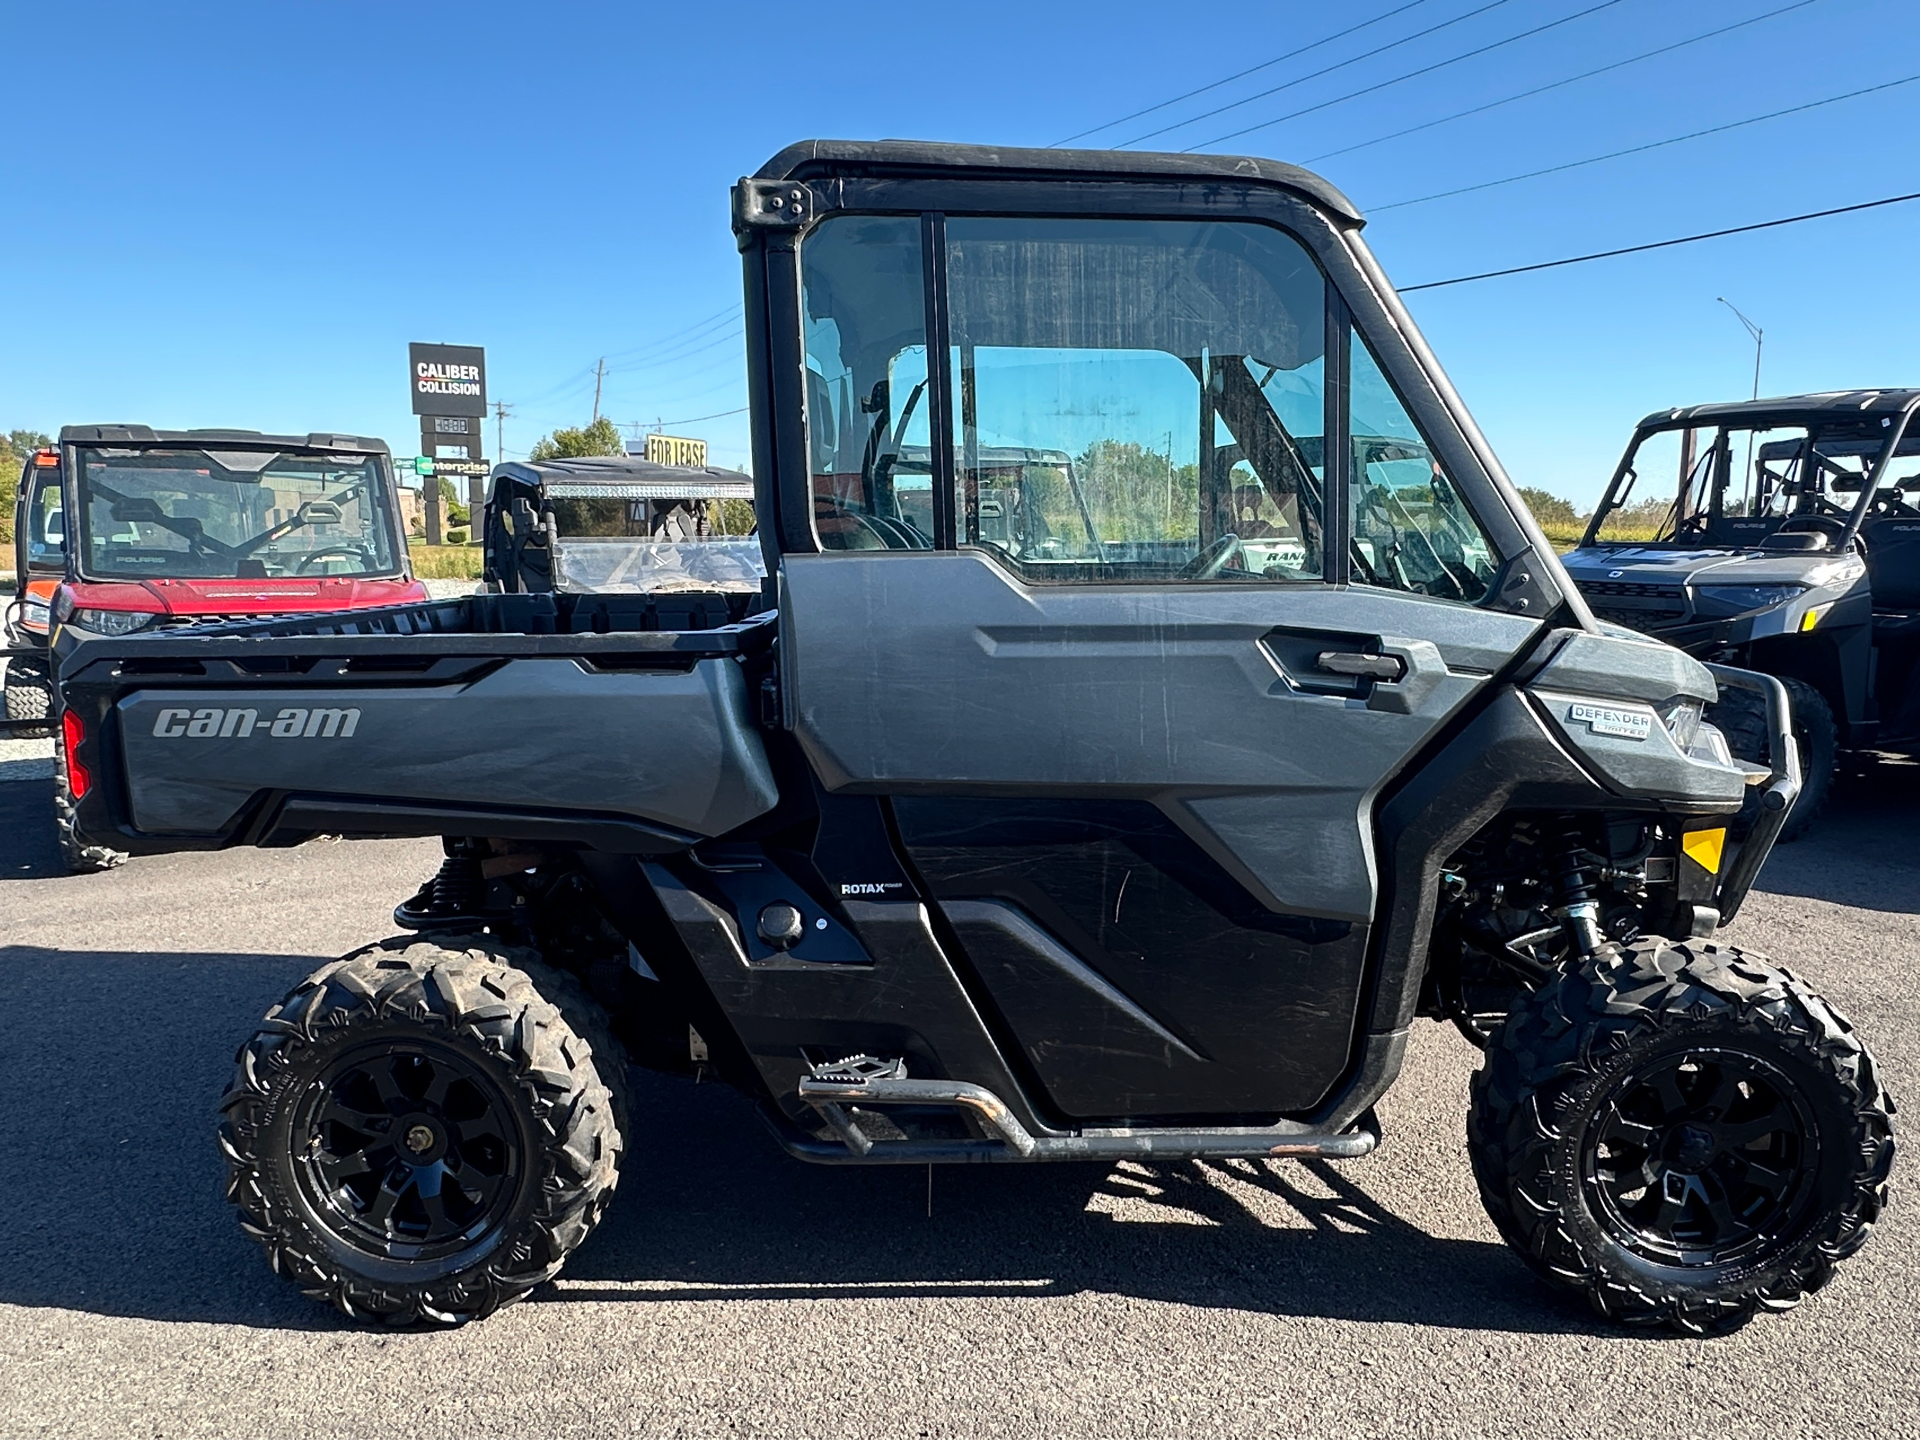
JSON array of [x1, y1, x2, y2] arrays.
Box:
[[409, 343, 487, 417]]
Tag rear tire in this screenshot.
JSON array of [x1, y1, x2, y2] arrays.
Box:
[[52, 725, 126, 874], [4, 652, 53, 738], [1467, 938, 1894, 1333], [220, 936, 627, 1326]]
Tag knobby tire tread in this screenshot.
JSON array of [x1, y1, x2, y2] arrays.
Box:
[[219, 935, 627, 1326], [1467, 937, 1894, 1333]]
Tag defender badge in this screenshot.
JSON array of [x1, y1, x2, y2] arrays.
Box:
[[1568, 702, 1653, 741]]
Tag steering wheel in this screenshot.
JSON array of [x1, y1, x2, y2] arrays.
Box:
[[296, 545, 375, 574], [1180, 533, 1244, 580]]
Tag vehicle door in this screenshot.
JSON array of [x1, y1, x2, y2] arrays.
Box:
[[772, 204, 1544, 1123]]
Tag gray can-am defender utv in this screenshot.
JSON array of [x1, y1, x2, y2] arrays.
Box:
[[54, 142, 1892, 1333], [1563, 391, 1920, 837]]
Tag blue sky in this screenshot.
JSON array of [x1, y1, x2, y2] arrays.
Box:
[[4, 0, 1915, 508]]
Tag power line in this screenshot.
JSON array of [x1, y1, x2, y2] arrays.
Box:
[[1374, 69, 1920, 210], [600, 304, 741, 365], [649, 405, 749, 427], [1052, 1, 1436, 147], [1399, 188, 1920, 292], [1187, 0, 1633, 151], [608, 325, 743, 377], [1306, 0, 1820, 164], [1118, 0, 1521, 148]]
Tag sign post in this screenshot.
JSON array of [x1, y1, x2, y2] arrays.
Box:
[[409, 343, 489, 545]]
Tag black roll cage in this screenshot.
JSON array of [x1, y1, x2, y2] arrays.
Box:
[[1584, 394, 1920, 551]]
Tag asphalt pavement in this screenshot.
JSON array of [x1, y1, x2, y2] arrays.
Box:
[[0, 765, 1915, 1438]]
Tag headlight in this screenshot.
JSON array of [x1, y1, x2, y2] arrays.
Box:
[[1657, 696, 1704, 751], [70, 608, 160, 636], [21, 600, 51, 630], [1690, 584, 1804, 619]]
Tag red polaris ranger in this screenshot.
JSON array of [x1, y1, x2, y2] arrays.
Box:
[[3, 424, 425, 869]]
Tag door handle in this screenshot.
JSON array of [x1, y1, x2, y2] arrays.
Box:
[[1317, 651, 1405, 680]]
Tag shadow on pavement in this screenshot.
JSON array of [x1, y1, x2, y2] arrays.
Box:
[[0, 780, 64, 880], [1751, 758, 1920, 915], [0, 942, 1594, 1336]]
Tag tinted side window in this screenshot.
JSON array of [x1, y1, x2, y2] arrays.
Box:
[[944, 217, 1329, 583], [1347, 334, 1499, 603], [799, 215, 934, 551]]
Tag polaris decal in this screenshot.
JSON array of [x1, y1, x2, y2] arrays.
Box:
[[1567, 702, 1653, 741], [150, 706, 361, 739]]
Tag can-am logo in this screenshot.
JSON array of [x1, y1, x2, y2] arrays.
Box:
[[150, 706, 361, 739]]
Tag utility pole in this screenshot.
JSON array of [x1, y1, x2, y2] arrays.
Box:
[[1717, 298, 1764, 512], [591, 358, 607, 421], [1717, 297, 1764, 400], [492, 400, 513, 461]]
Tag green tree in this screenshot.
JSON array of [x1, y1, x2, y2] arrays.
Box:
[[1516, 486, 1579, 529], [528, 417, 625, 461], [1, 430, 52, 546], [436, 477, 470, 527], [1075, 439, 1198, 540]]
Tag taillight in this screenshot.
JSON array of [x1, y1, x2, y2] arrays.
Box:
[[61, 709, 91, 800], [32, 449, 58, 469]]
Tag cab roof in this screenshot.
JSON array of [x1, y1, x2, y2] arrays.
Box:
[[59, 424, 389, 453], [492, 454, 755, 500], [1635, 390, 1920, 431], [753, 139, 1364, 226]]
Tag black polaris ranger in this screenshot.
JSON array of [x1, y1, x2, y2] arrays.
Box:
[[53, 142, 1891, 1334], [1564, 391, 1920, 836]]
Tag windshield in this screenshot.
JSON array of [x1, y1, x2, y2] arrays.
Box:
[[1593, 419, 1918, 547], [73, 446, 400, 580]]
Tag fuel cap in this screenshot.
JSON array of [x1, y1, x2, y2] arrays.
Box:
[[757, 902, 805, 949]]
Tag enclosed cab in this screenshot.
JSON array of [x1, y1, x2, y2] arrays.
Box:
[[1562, 391, 1920, 833]]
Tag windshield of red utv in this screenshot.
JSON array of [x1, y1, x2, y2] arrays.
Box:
[[73, 446, 401, 580]]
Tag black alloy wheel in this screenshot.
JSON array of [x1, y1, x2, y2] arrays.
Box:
[[295, 1043, 524, 1263], [1583, 1047, 1816, 1268], [1468, 938, 1894, 1332], [222, 937, 627, 1325]]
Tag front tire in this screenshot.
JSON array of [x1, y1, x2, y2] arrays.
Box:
[[1708, 677, 1837, 842], [219, 936, 627, 1325], [1468, 938, 1894, 1333], [4, 652, 53, 738]]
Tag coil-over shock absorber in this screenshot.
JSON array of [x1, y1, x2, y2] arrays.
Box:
[[1548, 826, 1606, 958], [394, 837, 490, 930]]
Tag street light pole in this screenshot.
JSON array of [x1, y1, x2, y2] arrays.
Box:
[[1717, 297, 1764, 401]]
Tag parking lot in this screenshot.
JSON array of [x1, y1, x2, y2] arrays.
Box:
[[0, 750, 1914, 1439]]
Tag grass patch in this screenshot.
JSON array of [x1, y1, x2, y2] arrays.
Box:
[[1535, 520, 1666, 553], [409, 543, 484, 580]]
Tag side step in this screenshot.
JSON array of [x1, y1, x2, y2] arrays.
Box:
[[792, 1055, 1379, 1165]]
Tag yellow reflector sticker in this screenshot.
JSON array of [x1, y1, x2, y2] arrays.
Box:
[[1799, 606, 1825, 632], [1683, 828, 1727, 874]]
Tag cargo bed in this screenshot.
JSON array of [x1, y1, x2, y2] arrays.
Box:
[[54, 590, 780, 855]]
